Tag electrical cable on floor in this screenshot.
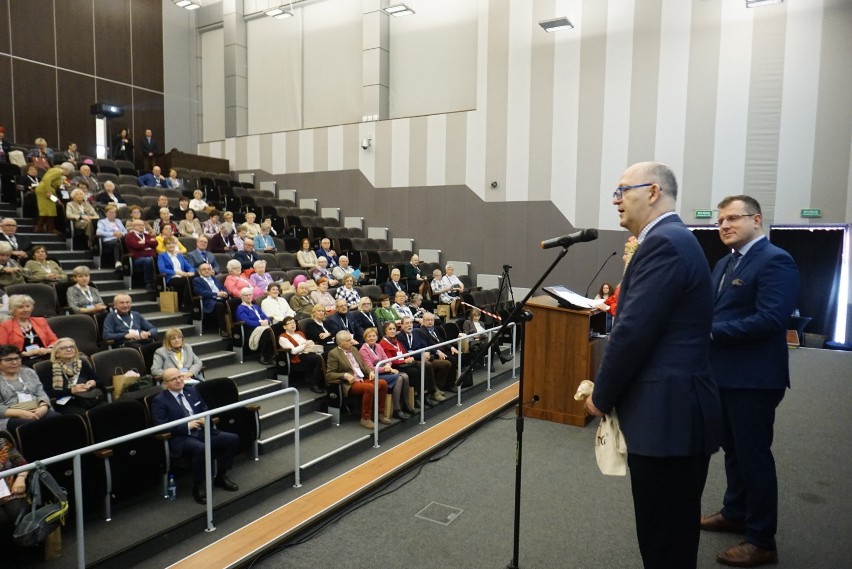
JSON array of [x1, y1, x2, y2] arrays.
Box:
[[246, 397, 519, 568]]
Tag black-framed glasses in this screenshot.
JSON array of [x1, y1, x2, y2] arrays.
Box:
[[716, 213, 756, 226], [612, 183, 653, 201], [0, 356, 22, 362]]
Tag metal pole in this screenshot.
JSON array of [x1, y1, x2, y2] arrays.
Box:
[[74, 454, 85, 569], [293, 390, 301, 487], [203, 420, 215, 532]]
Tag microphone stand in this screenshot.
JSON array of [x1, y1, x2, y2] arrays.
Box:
[[456, 245, 578, 569]]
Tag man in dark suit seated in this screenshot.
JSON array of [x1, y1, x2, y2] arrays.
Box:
[[138, 165, 168, 188], [301, 303, 338, 353], [146, 194, 172, 220], [150, 367, 240, 505], [700, 195, 799, 568], [382, 267, 406, 297], [0, 218, 32, 262], [233, 238, 258, 272], [192, 263, 229, 336], [315, 238, 339, 268], [585, 161, 722, 569], [185, 235, 221, 273], [350, 297, 379, 344], [326, 298, 358, 339], [412, 312, 456, 393], [397, 316, 443, 405]]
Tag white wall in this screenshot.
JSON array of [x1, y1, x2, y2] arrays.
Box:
[[388, 0, 477, 118], [162, 2, 200, 152], [201, 28, 226, 142]]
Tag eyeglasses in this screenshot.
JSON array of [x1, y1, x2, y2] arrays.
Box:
[[57, 345, 76, 351], [716, 213, 756, 226], [0, 356, 22, 362], [612, 183, 653, 201]]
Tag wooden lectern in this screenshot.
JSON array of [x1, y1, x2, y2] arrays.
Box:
[[521, 296, 608, 427]]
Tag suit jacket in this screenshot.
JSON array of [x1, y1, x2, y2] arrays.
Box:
[[185, 248, 220, 273], [96, 190, 124, 205], [0, 232, 32, 253], [326, 347, 371, 395], [140, 136, 159, 156], [350, 310, 379, 343], [193, 275, 227, 313], [591, 214, 722, 457], [709, 237, 799, 390], [412, 326, 447, 357], [289, 294, 315, 318], [233, 250, 258, 272], [208, 232, 236, 254], [398, 330, 421, 360], [315, 248, 339, 268], [326, 312, 357, 338], [138, 173, 167, 188], [301, 319, 337, 349], [102, 310, 158, 345], [383, 279, 406, 296], [150, 387, 209, 455], [157, 252, 195, 281], [151, 346, 203, 378]]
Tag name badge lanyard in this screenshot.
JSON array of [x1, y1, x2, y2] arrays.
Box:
[[119, 313, 135, 330]]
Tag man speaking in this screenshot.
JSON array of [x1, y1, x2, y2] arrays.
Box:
[[585, 161, 722, 569]]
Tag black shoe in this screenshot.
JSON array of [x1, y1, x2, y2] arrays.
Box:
[[145, 284, 156, 292], [310, 384, 325, 394], [213, 474, 239, 492], [499, 351, 514, 364], [258, 356, 273, 366], [425, 397, 437, 408], [402, 404, 417, 415], [192, 483, 206, 505], [393, 409, 412, 420]]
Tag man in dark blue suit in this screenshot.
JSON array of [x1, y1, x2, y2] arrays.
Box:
[[151, 368, 240, 505], [700, 195, 799, 567], [587, 162, 722, 569], [192, 263, 229, 336]]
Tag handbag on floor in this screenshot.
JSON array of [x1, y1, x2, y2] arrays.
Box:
[[13, 465, 69, 547]]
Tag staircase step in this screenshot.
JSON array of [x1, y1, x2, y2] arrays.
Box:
[[91, 279, 133, 291], [144, 311, 192, 329], [257, 387, 324, 430], [197, 350, 237, 369], [234, 378, 284, 398], [183, 334, 230, 356], [258, 410, 333, 454]]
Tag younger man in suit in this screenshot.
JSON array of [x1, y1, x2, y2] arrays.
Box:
[[701, 195, 799, 567], [151, 368, 240, 504]]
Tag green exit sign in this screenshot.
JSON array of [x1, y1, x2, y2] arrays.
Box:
[[801, 209, 822, 218], [694, 210, 713, 219]]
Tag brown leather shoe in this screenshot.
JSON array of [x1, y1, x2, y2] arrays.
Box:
[[359, 418, 375, 429], [717, 542, 778, 567], [701, 512, 747, 533]]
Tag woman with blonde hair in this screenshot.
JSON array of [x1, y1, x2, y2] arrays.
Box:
[[67, 266, 108, 315], [0, 294, 58, 364], [151, 328, 204, 383], [66, 187, 100, 246], [48, 338, 105, 414]]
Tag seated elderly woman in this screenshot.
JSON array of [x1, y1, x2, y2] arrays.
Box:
[[261, 282, 296, 324], [202, 210, 220, 237], [157, 238, 196, 310], [126, 205, 154, 233], [375, 294, 402, 327], [66, 187, 100, 247], [209, 221, 237, 254], [155, 224, 187, 254], [152, 208, 180, 239], [151, 328, 204, 384], [311, 256, 338, 286], [431, 268, 461, 317], [47, 338, 105, 415], [277, 315, 326, 394], [236, 287, 277, 366], [311, 277, 336, 313], [0, 344, 59, 433], [24, 245, 66, 283], [403, 253, 428, 296], [334, 274, 361, 311], [249, 259, 275, 291], [178, 208, 203, 239], [243, 212, 261, 238], [189, 189, 208, 213], [0, 295, 58, 365], [224, 259, 264, 299], [462, 308, 512, 369], [359, 326, 413, 420], [0, 431, 36, 567], [67, 265, 108, 315], [254, 222, 276, 253]]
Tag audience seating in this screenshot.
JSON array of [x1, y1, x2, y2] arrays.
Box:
[[85, 400, 163, 520], [91, 347, 148, 399], [48, 314, 103, 355], [195, 378, 260, 459], [116, 160, 137, 176], [7, 283, 59, 317]]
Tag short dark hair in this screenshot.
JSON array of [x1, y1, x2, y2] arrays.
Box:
[[717, 195, 762, 217], [282, 316, 296, 327], [0, 344, 21, 358]]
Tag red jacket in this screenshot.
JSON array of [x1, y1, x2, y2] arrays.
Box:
[[0, 317, 58, 351], [124, 230, 157, 259]]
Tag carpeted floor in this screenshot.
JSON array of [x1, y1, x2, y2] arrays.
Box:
[[244, 347, 852, 569]]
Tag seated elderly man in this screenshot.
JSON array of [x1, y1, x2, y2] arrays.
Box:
[[192, 263, 229, 336], [326, 330, 390, 430], [0, 242, 25, 287], [233, 237, 258, 272], [185, 235, 221, 273], [102, 294, 158, 348], [138, 165, 168, 188], [383, 268, 406, 297], [289, 281, 316, 318], [311, 256, 338, 286], [331, 255, 363, 283], [150, 367, 240, 505], [315, 238, 339, 268]]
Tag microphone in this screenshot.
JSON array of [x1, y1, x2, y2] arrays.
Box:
[[540, 228, 598, 250], [584, 251, 618, 298]]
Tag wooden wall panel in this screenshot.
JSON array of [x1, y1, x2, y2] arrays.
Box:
[[0, 0, 11, 54], [94, 0, 131, 84], [58, 70, 96, 157], [130, 0, 164, 92], [55, 0, 94, 75], [0, 57, 13, 143], [12, 59, 57, 149], [132, 88, 165, 166], [9, 0, 55, 65]]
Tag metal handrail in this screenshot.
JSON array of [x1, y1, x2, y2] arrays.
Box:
[[366, 322, 517, 446], [0, 386, 301, 569]]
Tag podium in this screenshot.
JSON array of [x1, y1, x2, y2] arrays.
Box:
[[521, 296, 608, 427]]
